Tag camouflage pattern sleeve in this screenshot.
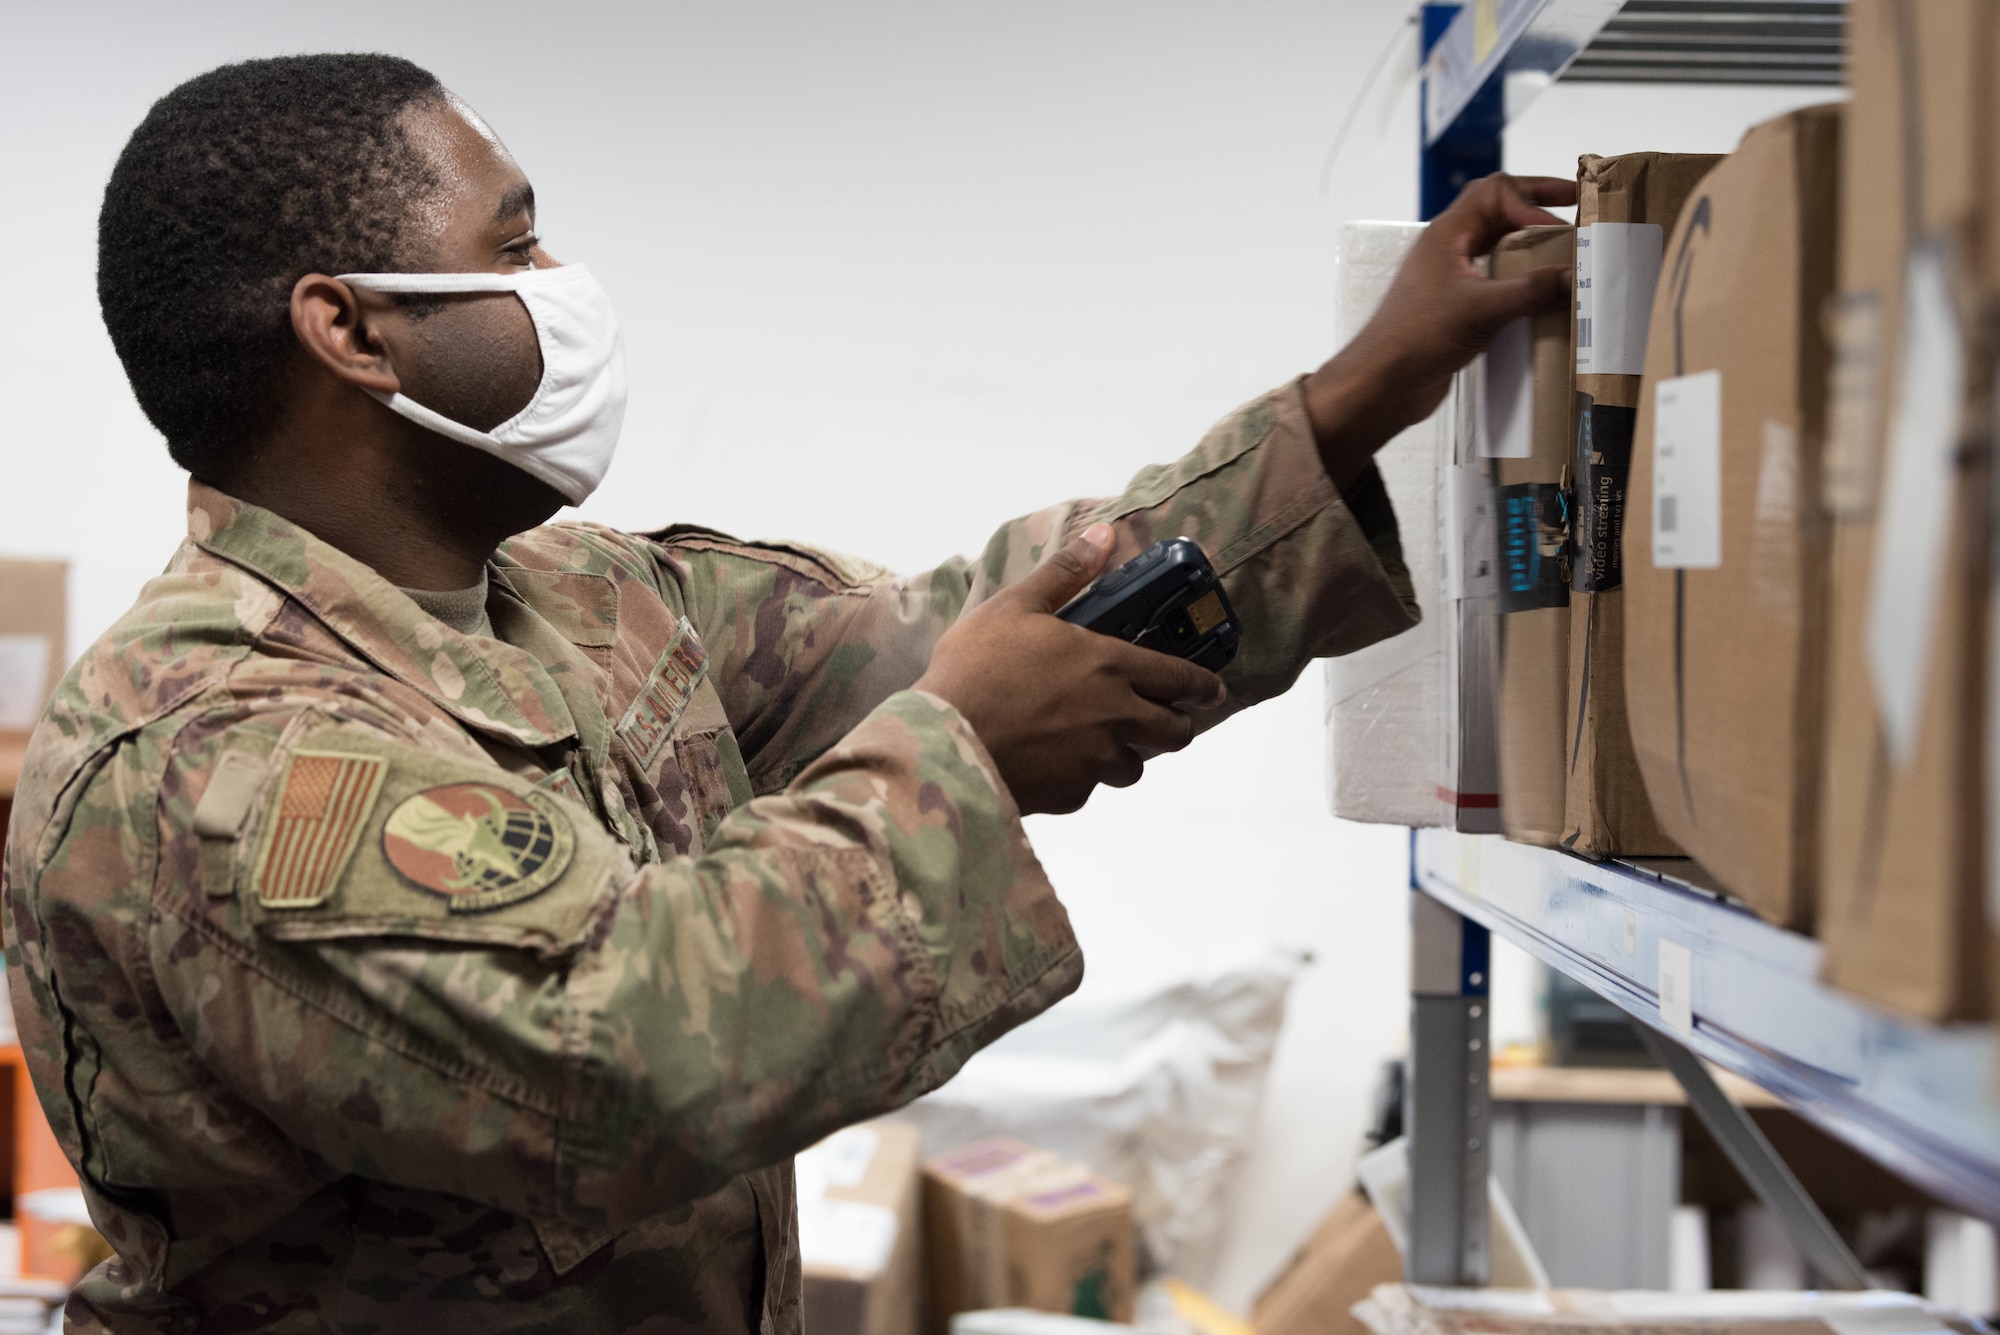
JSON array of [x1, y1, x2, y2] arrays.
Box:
[[657, 377, 1419, 789], [145, 688, 1075, 1238]]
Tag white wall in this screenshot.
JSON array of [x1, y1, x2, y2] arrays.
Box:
[[1, 2, 1839, 1314]]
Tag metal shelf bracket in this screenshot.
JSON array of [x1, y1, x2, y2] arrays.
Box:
[[1407, 889, 1496, 1282], [1638, 1024, 1870, 1288]]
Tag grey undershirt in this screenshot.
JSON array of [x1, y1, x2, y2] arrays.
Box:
[[401, 571, 494, 640]]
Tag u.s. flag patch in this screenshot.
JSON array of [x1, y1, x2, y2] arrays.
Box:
[[254, 751, 388, 909]]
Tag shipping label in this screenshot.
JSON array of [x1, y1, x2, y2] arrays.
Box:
[[1570, 393, 1636, 592], [1867, 241, 1967, 765], [1575, 222, 1665, 376], [1480, 316, 1533, 459], [1651, 370, 1723, 569]]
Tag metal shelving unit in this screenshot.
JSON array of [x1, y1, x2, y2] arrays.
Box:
[[1398, 0, 1986, 1289], [1413, 831, 2000, 1211], [1404, 829, 2000, 1286], [1417, 0, 1844, 217]]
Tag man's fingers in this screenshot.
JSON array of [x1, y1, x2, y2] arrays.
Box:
[[1102, 747, 1146, 790], [1441, 174, 1579, 261], [1469, 264, 1574, 329], [1118, 698, 1199, 758], [1449, 265, 1573, 348], [1010, 523, 1116, 613], [1499, 175, 1579, 209], [1105, 640, 1228, 709]]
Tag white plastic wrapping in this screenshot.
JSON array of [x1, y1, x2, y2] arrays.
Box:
[[1324, 222, 1499, 831], [901, 942, 1306, 1286]]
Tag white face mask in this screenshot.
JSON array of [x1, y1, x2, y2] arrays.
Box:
[[337, 265, 627, 505]]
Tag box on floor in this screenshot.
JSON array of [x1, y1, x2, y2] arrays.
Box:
[[1252, 1192, 1400, 1335], [0, 559, 66, 800], [923, 1138, 1136, 1335], [800, 1122, 925, 1335]]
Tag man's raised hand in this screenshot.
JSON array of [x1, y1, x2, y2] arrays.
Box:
[[1306, 172, 1579, 487]]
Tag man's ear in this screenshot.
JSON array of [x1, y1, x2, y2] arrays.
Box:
[[290, 274, 402, 393]]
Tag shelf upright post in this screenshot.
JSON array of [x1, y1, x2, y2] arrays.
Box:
[[1419, 3, 1504, 221], [1407, 886, 1493, 1284]]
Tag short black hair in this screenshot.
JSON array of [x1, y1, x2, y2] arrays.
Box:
[[98, 54, 447, 480]]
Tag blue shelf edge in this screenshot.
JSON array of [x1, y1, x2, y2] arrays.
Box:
[[1411, 827, 2000, 1221]]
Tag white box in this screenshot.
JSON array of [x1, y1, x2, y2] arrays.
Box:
[[1325, 222, 1501, 831]]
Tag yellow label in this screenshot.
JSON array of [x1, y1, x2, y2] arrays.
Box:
[[1187, 590, 1226, 635], [1473, 0, 1501, 63]]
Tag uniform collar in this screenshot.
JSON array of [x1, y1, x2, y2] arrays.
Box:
[[186, 481, 578, 748]]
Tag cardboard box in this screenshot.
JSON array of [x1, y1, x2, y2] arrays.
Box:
[[1325, 222, 1501, 833], [1816, 0, 1995, 1018], [1487, 226, 1577, 847], [922, 1138, 1135, 1333], [1252, 1192, 1400, 1335], [800, 1122, 924, 1335], [1563, 154, 1720, 858], [0, 560, 67, 801], [1625, 106, 1842, 927]]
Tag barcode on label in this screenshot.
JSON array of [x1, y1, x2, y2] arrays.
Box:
[[1577, 317, 1592, 350], [1659, 494, 1678, 533]]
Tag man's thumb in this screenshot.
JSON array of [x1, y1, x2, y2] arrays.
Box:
[[1017, 523, 1116, 613]]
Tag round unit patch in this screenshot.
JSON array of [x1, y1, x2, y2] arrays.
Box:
[[382, 783, 574, 913]]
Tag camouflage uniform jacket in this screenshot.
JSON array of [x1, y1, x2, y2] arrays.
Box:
[[3, 381, 1416, 1333]]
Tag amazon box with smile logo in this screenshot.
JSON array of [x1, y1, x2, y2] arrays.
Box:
[[1624, 104, 1842, 928]]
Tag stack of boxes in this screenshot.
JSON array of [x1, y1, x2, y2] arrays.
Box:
[[798, 1126, 1139, 1335], [1327, 0, 2000, 1024]]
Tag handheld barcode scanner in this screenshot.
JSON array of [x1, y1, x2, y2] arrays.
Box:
[[1056, 537, 1241, 673]]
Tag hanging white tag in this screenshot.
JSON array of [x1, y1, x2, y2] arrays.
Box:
[[1867, 242, 1966, 766], [1658, 939, 1694, 1037], [1480, 318, 1533, 459], [1651, 370, 1723, 569], [1576, 223, 1665, 376]]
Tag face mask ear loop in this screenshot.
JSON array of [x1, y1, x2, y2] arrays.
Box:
[[340, 269, 562, 453], [335, 266, 621, 507]]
